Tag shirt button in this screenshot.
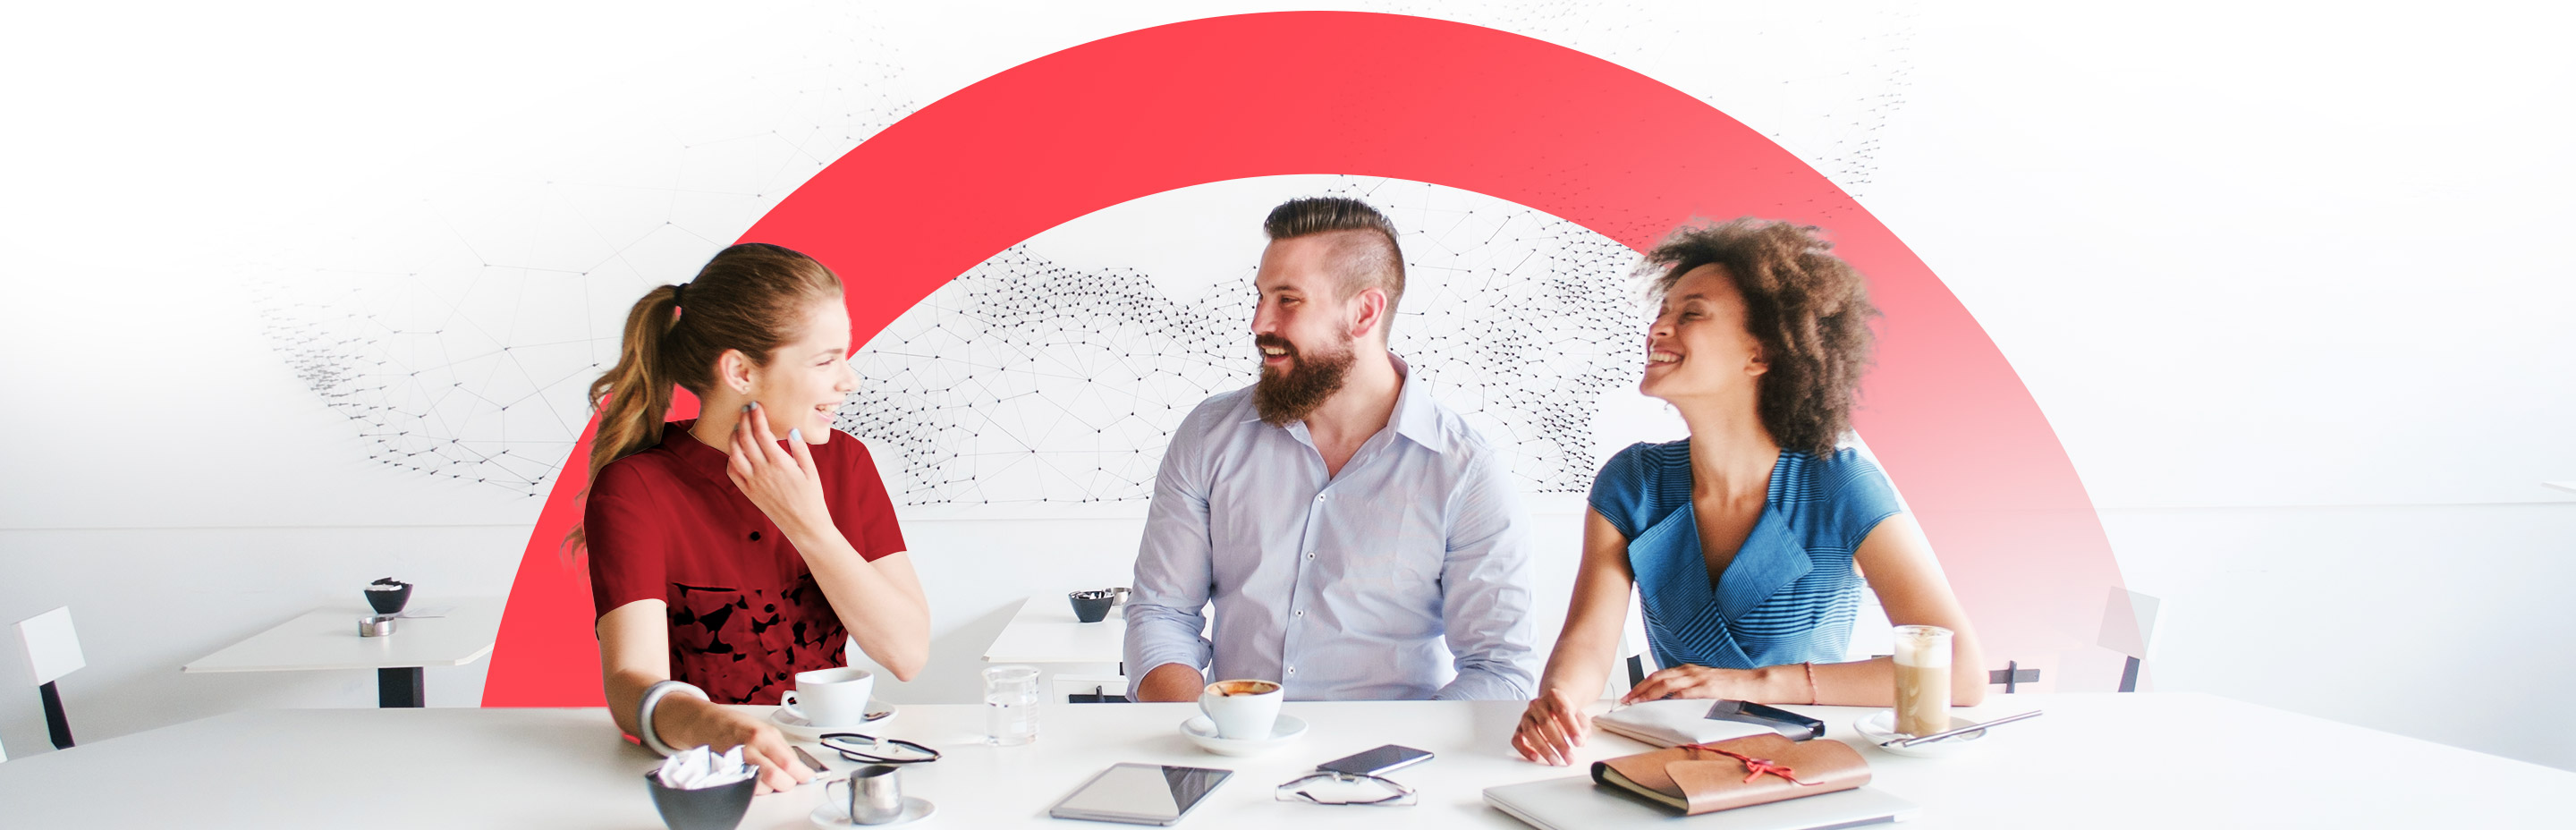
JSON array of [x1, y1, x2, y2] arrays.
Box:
[[1294, 609, 1305, 618], [1287, 666, 1297, 675], [1305, 552, 1316, 561], [1316, 494, 1326, 502], [748, 531, 761, 541]]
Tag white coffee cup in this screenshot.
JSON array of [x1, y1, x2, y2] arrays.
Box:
[[1198, 679, 1283, 740], [779, 666, 875, 728]]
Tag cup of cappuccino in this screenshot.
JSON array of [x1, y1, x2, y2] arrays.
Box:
[[779, 666, 875, 729], [1198, 679, 1283, 740], [1891, 624, 1953, 737]]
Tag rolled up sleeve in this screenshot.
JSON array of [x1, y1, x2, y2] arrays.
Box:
[[1430, 452, 1538, 700], [1124, 410, 1217, 696]]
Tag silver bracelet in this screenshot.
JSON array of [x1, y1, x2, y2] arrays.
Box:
[[637, 680, 708, 757]]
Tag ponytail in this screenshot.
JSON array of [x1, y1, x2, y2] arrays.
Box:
[[589, 284, 685, 481], [565, 243, 843, 557]]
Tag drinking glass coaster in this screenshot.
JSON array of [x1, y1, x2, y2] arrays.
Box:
[[809, 796, 935, 827], [1179, 714, 1307, 756], [770, 699, 897, 741], [1852, 708, 1987, 758]]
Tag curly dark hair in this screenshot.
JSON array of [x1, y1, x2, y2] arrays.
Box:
[[1640, 218, 1878, 458]]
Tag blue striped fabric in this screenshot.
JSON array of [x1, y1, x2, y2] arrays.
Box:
[[1587, 441, 1902, 670]]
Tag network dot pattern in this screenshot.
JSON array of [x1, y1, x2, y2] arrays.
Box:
[[243, 3, 1911, 503], [838, 178, 1648, 506]]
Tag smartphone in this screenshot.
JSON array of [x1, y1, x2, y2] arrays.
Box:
[[1316, 744, 1433, 777], [1704, 699, 1827, 741]]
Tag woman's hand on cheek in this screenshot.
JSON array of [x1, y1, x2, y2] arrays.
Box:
[[726, 402, 832, 536]]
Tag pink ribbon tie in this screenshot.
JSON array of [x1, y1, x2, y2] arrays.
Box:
[[1681, 743, 1822, 787]]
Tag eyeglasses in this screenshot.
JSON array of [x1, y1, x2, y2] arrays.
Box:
[[1275, 771, 1418, 807], [818, 733, 942, 765]]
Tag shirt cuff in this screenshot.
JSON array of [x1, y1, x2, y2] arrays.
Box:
[[1431, 666, 1535, 701]]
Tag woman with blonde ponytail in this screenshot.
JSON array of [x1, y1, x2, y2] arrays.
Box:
[[580, 243, 928, 793]]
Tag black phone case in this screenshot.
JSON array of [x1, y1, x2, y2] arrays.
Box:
[[1317, 744, 1433, 776], [1704, 699, 1827, 741]]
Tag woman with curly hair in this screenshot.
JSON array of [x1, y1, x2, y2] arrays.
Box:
[[1512, 219, 1983, 766]]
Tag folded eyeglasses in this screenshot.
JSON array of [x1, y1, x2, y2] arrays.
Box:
[[818, 733, 942, 765], [1274, 771, 1418, 807]]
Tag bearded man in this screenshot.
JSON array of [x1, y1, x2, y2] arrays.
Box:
[[1123, 197, 1538, 702]]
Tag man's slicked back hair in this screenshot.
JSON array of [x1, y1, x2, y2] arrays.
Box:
[[1262, 197, 1406, 336]]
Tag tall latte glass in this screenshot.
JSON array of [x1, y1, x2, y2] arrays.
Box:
[[1891, 624, 1953, 737]]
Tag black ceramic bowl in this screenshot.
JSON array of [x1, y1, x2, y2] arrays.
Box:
[[365, 583, 413, 615], [644, 770, 758, 830], [1070, 590, 1115, 623]]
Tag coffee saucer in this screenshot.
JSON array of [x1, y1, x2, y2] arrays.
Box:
[[770, 699, 897, 741], [1852, 709, 1987, 758], [809, 796, 935, 827], [1179, 714, 1307, 756]]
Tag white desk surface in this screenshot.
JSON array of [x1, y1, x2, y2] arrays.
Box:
[[981, 592, 1129, 665], [180, 597, 505, 673], [2546, 480, 2576, 495], [1, 693, 2564, 828]]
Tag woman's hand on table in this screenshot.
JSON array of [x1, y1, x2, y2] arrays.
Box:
[[1512, 688, 1593, 766], [663, 698, 815, 794], [727, 402, 832, 538], [1620, 664, 1756, 705]]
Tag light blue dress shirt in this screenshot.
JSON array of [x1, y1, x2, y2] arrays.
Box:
[[1124, 355, 1538, 700]]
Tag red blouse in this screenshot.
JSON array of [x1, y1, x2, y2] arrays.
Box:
[[584, 419, 906, 705]]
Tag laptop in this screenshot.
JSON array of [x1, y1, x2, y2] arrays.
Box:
[[1484, 775, 1919, 830]]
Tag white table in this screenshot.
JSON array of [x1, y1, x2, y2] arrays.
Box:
[[181, 597, 504, 707], [2546, 481, 2576, 495], [980, 592, 1129, 665], [1, 693, 2565, 827]]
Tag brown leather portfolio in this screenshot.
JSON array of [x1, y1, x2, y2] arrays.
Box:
[[1589, 733, 1871, 816]]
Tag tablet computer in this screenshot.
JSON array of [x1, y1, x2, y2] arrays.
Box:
[[1048, 762, 1233, 826]]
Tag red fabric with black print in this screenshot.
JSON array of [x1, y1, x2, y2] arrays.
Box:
[[584, 420, 906, 705]]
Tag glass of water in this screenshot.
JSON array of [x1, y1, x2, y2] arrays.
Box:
[[982, 665, 1041, 746]]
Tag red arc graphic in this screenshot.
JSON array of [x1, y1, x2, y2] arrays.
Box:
[[484, 12, 2126, 706]]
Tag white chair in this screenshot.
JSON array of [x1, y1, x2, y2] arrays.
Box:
[[2098, 588, 2163, 692], [1054, 671, 1131, 704], [14, 606, 85, 750]]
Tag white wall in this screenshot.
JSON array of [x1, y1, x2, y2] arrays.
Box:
[[4, 0, 2571, 772]]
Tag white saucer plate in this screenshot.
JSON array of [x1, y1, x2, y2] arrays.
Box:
[[1179, 713, 1308, 756], [1852, 708, 1987, 758], [810, 795, 935, 827], [770, 699, 897, 741]]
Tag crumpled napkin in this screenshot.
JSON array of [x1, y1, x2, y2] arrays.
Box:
[[656, 745, 758, 789]]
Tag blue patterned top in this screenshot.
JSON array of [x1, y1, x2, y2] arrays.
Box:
[[1588, 441, 1902, 670]]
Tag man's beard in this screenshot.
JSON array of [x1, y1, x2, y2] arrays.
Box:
[[1252, 333, 1357, 427]]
